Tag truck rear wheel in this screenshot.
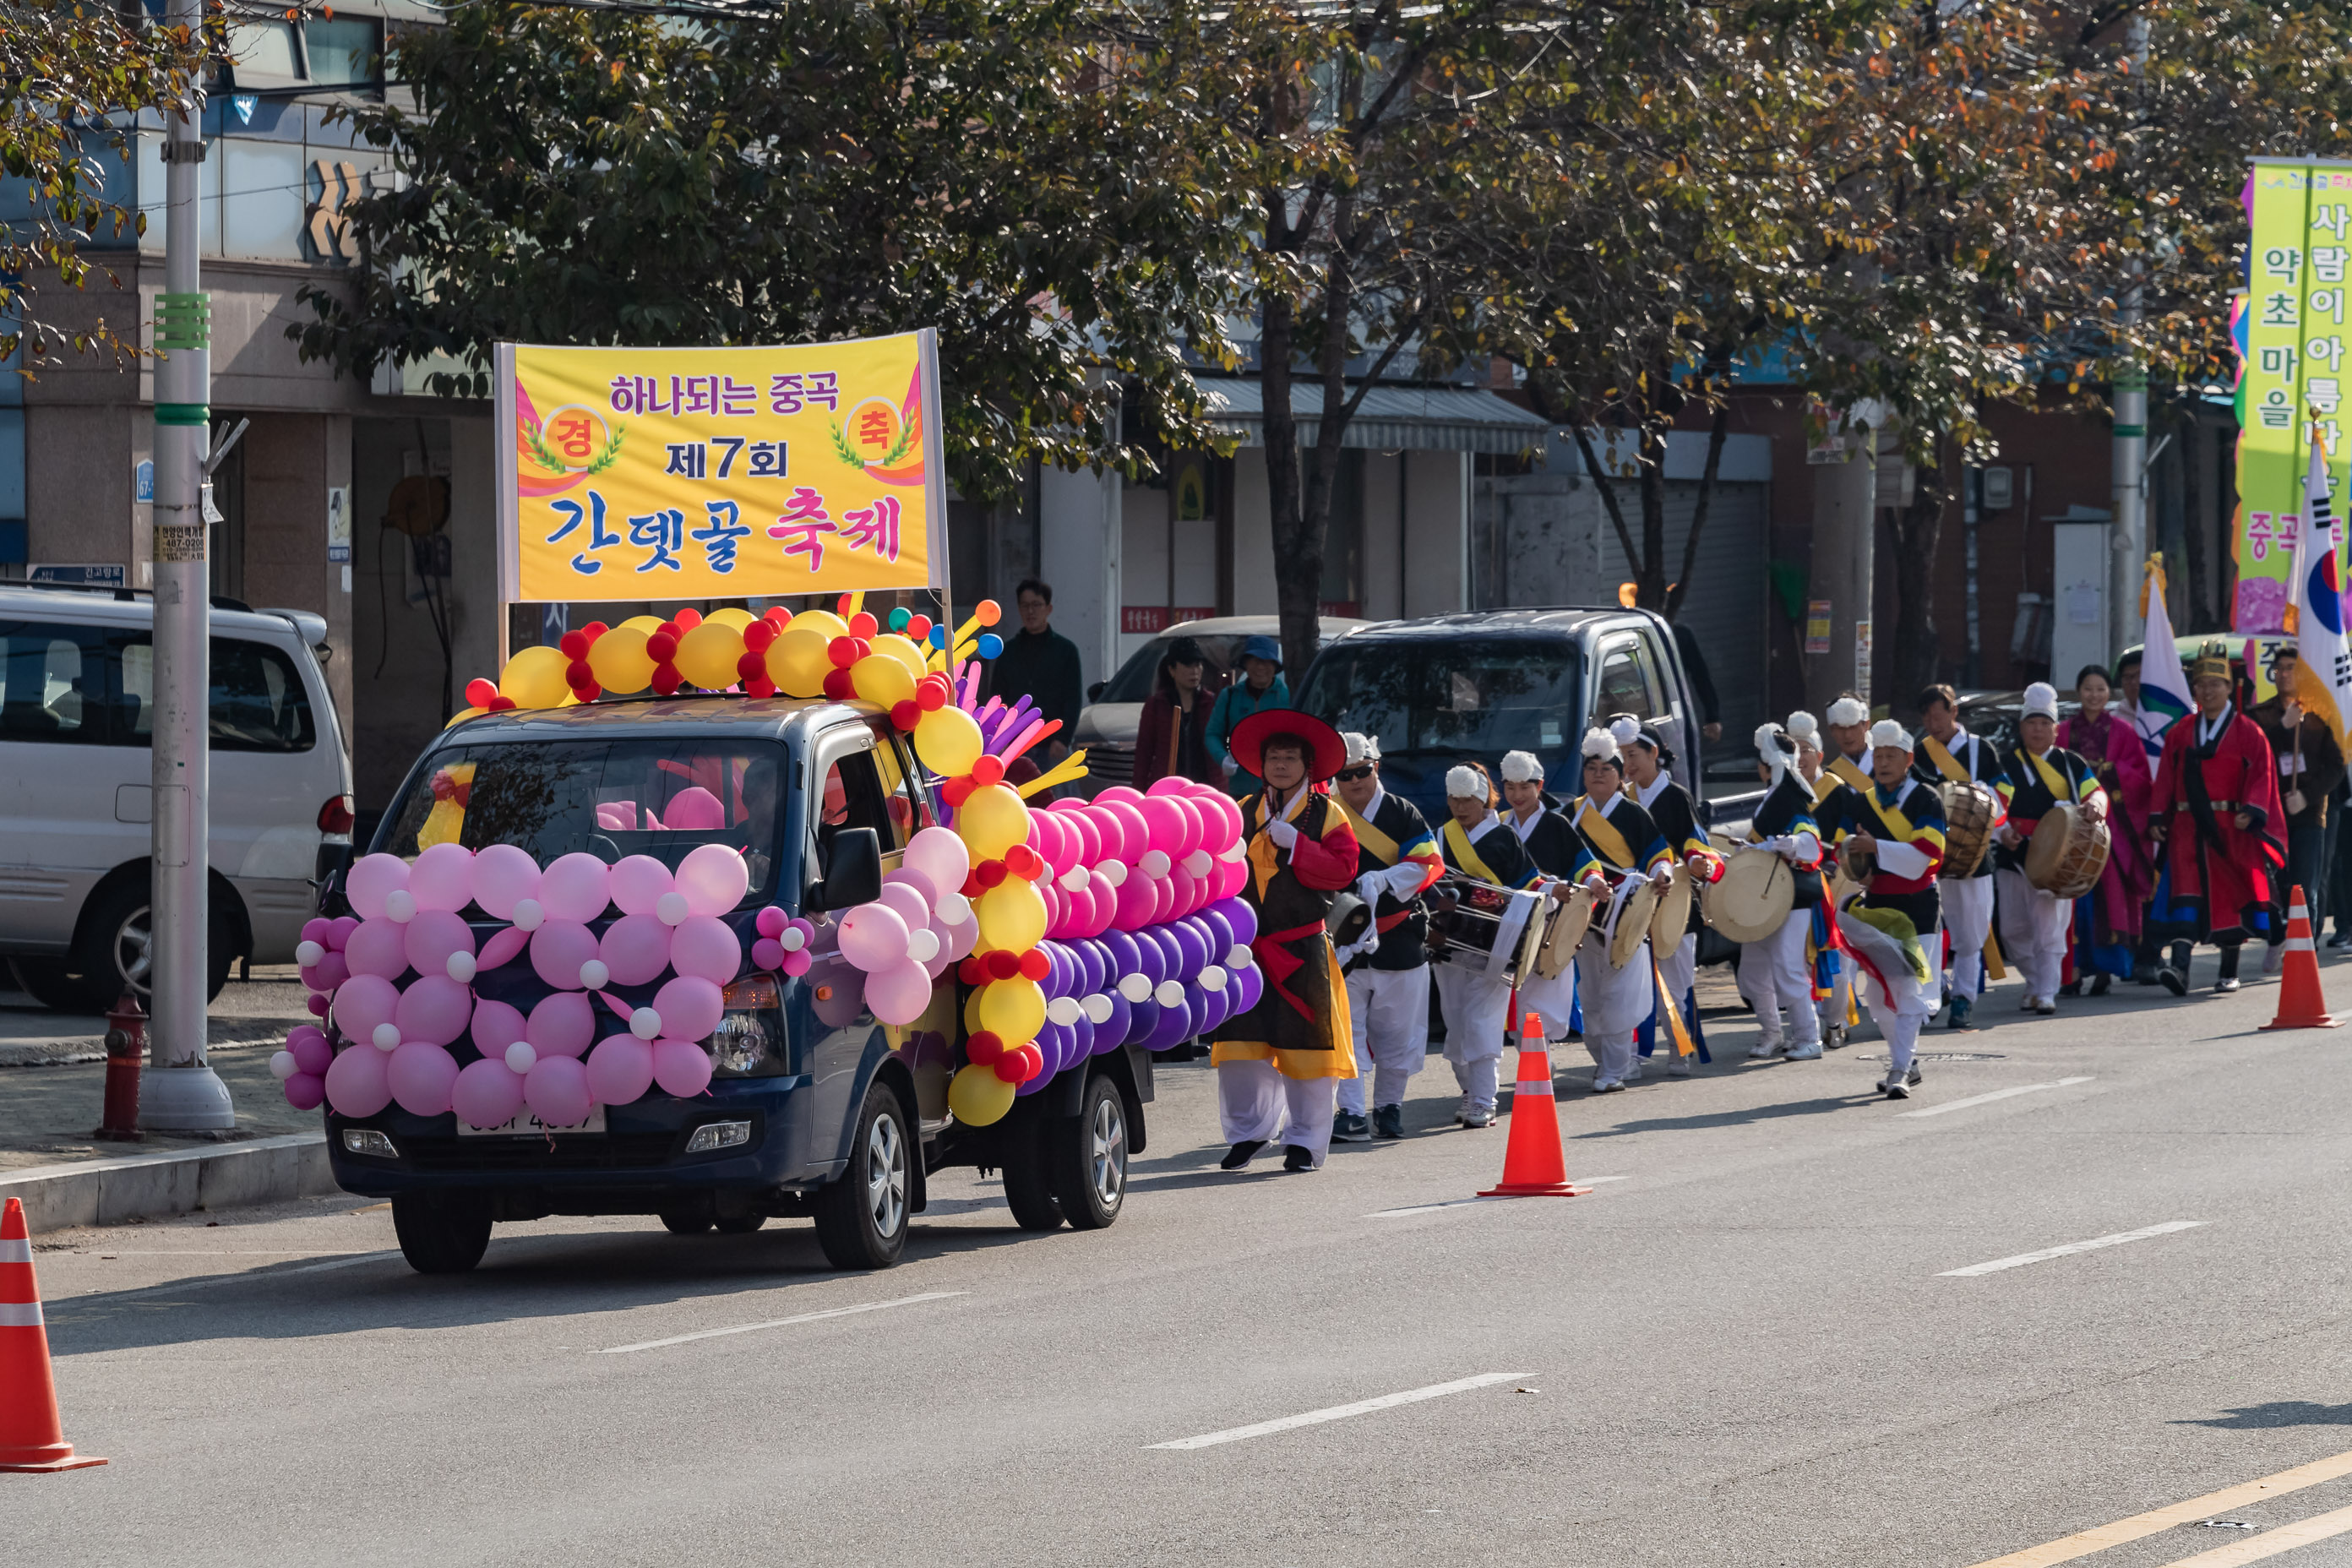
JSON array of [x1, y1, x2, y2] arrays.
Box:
[[814, 1081, 911, 1269], [658, 1207, 713, 1235], [392, 1193, 493, 1274], [1048, 1073, 1129, 1231], [999, 1117, 1064, 1232]]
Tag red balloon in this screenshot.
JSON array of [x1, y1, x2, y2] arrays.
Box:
[[672, 607, 703, 630], [465, 677, 498, 709], [847, 610, 879, 640], [1004, 843, 1045, 882], [558, 630, 588, 659], [1017, 950, 1049, 982], [975, 859, 1008, 890], [983, 949, 1021, 982], [971, 754, 1006, 787], [582, 620, 609, 642], [827, 635, 859, 669], [646, 631, 678, 662], [743, 618, 778, 651], [890, 700, 921, 731], [736, 651, 767, 680], [966, 1029, 1005, 1066], [745, 678, 776, 699], [822, 668, 855, 700]]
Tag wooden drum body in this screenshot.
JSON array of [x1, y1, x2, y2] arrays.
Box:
[[1938, 781, 2000, 879], [2024, 803, 2110, 900]]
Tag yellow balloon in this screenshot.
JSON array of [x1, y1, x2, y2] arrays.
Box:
[[444, 705, 487, 729], [915, 706, 986, 776], [850, 651, 917, 710], [963, 987, 987, 1037], [498, 645, 571, 709], [956, 782, 1030, 860], [792, 609, 850, 643], [586, 625, 656, 693], [946, 1063, 1015, 1126], [976, 977, 1044, 1047], [707, 607, 757, 631], [770, 627, 833, 698], [620, 614, 666, 634], [677, 619, 748, 689], [872, 632, 927, 680], [975, 879, 1048, 953]]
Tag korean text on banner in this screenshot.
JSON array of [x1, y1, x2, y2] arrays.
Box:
[[493, 330, 946, 603]]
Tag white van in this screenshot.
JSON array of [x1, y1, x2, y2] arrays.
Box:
[[0, 585, 352, 1011]]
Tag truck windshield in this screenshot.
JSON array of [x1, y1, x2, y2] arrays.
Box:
[[1295, 640, 1583, 757], [375, 737, 789, 902]]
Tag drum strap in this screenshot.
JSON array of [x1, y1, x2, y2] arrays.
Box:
[[1573, 799, 1637, 870], [1337, 799, 1402, 866], [1828, 756, 1876, 795], [2023, 748, 2074, 802], [1441, 818, 1506, 885]]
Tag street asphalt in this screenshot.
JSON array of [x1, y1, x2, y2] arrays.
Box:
[[14, 956, 2352, 1567]]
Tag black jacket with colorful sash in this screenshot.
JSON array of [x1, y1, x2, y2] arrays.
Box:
[[1505, 803, 1588, 880], [1438, 813, 1544, 890], [1992, 744, 2105, 874], [1570, 790, 1672, 880], [1843, 776, 1947, 930], [1750, 773, 1827, 908], [1910, 728, 2012, 879], [1333, 788, 1443, 972]]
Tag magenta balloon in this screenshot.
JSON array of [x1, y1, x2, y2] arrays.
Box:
[[1033, 810, 1075, 874], [1048, 799, 1102, 865], [837, 902, 911, 972], [530, 919, 599, 988], [301, 916, 333, 945], [403, 908, 476, 977], [346, 852, 408, 921], [449, 1057, 524, 1129], [1115, 869, 1159, 931], [865, 959, 934, 1026], [284, 1071, 325, 1111], [1167, 794, 1208, 858], [585, 1034, 655, 1106], [525, 991, 596, 1059], [539, 852, 612, 923], [751, 936, 786, 971], [652, 1037, 714, 1097], [470, 997, 527, 1055], [288, 1031, 333, 1077], [323, 1044, 391, 1118], [1144, 775, 1191, 798], [309, 952, 351, 993], [328, 914, 361, 950], [330, 973, 400, 1043], [670, 914, 743, 985], [1138, 796, 1188, 858], [598, 912, 675, 987], [395, 974, 474, 1046], [653, 975, 725, 1043], [874, 882, 933, 940], [1212, 857, 1249, 901], [607, 854, 675, 916], [525, 1054, 594, 1128], [469, 842, 541, 920], [387, 1042, 460, 1116], [344, 917, 409, 980], [1095, 784, 1146, 808], [408, 841, 476, 912]]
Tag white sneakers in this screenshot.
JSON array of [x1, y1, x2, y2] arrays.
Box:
[[1784, 1042, 1824, 1060], [1748, 1040, 1786, 1060], [2034, 996, 2056, 1015], [1666, 1054, 1695, 1076]]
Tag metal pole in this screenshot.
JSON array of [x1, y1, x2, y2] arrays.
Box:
[[1804, 407, 1880, 714], [2110, 14, 2151, 664], [141, 4, 232, 1131]]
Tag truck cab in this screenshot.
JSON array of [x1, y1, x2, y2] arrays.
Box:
[[327, 695, 1152, 1274]]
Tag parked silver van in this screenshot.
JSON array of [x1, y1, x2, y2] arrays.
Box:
[[0, 585, 352, 1011]]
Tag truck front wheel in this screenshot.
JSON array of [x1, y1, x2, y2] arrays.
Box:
[[1000, 1117, 1064, 1232], [814, 1082, 911, 1269], [1048, 1073, 1129, 1231], [392, 1193, 493, 1274]]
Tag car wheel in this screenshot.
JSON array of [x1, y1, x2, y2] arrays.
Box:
[[1048, 1074, 1128, 1231], [999, 1117, 1064, 1233], [712, 1213, 768, 1234], [813, 1081, 911, 1270], [72, 879, 232, 1008], [658, 1206, 713, 1235], [8, 957, 97, 1014], [391, 1193, 493, 1274]]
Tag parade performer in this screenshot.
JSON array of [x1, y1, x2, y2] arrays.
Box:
[[2148, 644, 2287, 995], [1328, 733, 1442, 1143], [1622, 717, 1723, 1071], [1823, 694, 1875, 792], [1794, 710, 1862, 1046], [2250, 646, 2344, 977], [1499, 750, 1585, 875], [1211, 710, 1359, 1171], [1990, 683, 2108, 1014], [1432, 761, 1543, 1127], [1570, 727, 1676, 1092], [1740, 725, 1829, 1062], [1910, 683, 2011, 1029], [2060, 663, 2155, 994], [1834, 720, 1947, 1100]]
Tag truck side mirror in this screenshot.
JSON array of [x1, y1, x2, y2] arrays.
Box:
[[1087, 681, 1105, 702], [810, 826, 883, 912]]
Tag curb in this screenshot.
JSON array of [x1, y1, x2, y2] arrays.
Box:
[[0, 1132, 337, 1234]]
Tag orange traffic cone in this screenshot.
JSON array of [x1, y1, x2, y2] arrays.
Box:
[[2262, 885, 2341, 1032], [1480, 1014, 1590, 1199], [0, 1195, 105, 1472]]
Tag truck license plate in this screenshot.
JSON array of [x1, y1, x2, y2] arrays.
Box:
[[457, 1108, 607, 1137]]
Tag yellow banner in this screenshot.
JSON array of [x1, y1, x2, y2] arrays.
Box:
[[495, 329, 945, 602]]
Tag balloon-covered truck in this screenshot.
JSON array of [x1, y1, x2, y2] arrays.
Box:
[[285, 601, 1261, 1273]]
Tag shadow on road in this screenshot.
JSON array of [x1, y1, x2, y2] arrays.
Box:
[[1571, 1092, 1881, 1138], [2175, 1402, 2352, 1429]]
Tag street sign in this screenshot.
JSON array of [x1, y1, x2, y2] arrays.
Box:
[[30, 563, 128, 588]]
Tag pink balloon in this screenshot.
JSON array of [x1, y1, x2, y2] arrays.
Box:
[[521, 990, 595, 1059], [409, 841, 476, 912], [388, 1042, 460, 1116], [1101, 800, 1151, 864], [346, 852, 408, 921], [540, 852, 612, 923], [652, 1037, 714, 1097], [904, 825, 972, 897], [450, 1058, 525, 1129], [301, 916, 333, 946], [477, 926, 531, 972], [344, 917, 409, 980], [1213, 856, 1250, 901], [663, 787, 726, 831], [599, 912, 675, 987], [609, 854, 675, 916], [308, 952, 351, 993], [1115, 868, 1158, 931], [403, 908, 476, 977], [1166, 795, 1207, 858], [653, 975, 725, 1042], [883, 865, 939, 907], [943, 912, 980, 963], [669, 914, 743, 985], [469, 842, 542, 920], [284, 1071, 325, 1111], [865, 959, 934, 1025], [677, 842, 749, 916], [525, 1055, 593, 1127], [330, 973, 400, 1043], [530, 919, 599, 989], [396, 975, 474, 1047], [323, 1044, 391, 1118], [751, 936, 785, 971], [1139, 796, 1189, 858], [1050, 800, 1102, 866], [781, 948, 814, 977], [874, 882, 933, 940], [287, 1027, 333, 1076], [470, 997, 526, 1056], [1096, 784, 1146, 808], [585, 1034, 655, 1105], [838, 902, 911, 972], [328, 915, 361, 950]]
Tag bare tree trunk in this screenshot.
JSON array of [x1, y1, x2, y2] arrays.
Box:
[[1664, 401, 1729, 623], [1889, 436, 1950, 721], [1635, 422, 1669, 610]]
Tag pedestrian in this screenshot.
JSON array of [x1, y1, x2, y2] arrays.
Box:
[[1832, 721, 1948, 1100], [1328, 732, 1443, 1143], [1910, 683, 2011, 1029], [2060, 663, 2155, 994], [2148, 642, 2288, 995], [1823, 694, 1874, 791], [1205, 634, 1291, 798], [1790, 709, 1860, 1046], [1990, 683, 2109, 1015], [1622, 716, 1723, 1071], [1567, 727, 1677, 1092], [1432, 760, 1543, 1126], [987, 578, 1085, 770], [2111, 648, 2168, 768], [1671, 619, 1724, 744], [1210, 710, 1359, 1172], [1739, 724, 1830, 1063], [1497, 750, 1583, 875], [2250, 645, 2344, 972], [2331, 776, 2352, 950], [1131, 636, 1218, 790]]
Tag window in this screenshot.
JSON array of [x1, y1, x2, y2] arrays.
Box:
[[226, 16, 381, 90], [867, 725, 930, 848], [1595, 637, 1664, 723], [117, 636, 317, 753], [0, 623, 101, 742], [303, 19, 380, 87], [1293, 639, 1583, 760]]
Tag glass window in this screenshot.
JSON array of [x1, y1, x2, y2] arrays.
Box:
[[115, 635, 316, 753], [228, 19, 301, 77], [1595, 638, 1657, 722], [0, 622, 101, 742], [867, 726, 930, 848], [1293, 639, 1582, 760], [303, 19, 379, 85], [1097, 632, 1245, 703], [815, 743, 894, 841]]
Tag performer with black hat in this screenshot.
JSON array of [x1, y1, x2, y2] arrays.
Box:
[[2148, 641, 2288, 995], [1328, 732, 1443, 1142]]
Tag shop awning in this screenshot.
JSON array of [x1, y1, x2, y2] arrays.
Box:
[[1195, 377, 1555, 455]]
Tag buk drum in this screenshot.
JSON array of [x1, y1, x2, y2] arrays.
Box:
[[1938, 780, 2000, 879], [1534, 881, 1595, 980], [1608, 878, 1660, 969], [1649, 863, 1694, 951], [2025, 802, 2110, 899], [1428, 874, 1546, 986], [1702, 848, 1794, 945]]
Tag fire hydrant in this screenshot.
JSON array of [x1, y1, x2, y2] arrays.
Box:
[[94, 993, 145, 1141]]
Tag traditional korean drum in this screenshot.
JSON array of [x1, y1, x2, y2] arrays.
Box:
[[1428, 874, 1545, 985], [1938, 780, 2001, 879], [1534, 881, 1595, 980], [2025, 802, 2110, 900], [1609, 878, 1659, 969], [1701, 847, 1794, 945], [1649, 863, 1694, 950]]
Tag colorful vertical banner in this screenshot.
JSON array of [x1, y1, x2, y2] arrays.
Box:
[[493, 329, 947, 603]]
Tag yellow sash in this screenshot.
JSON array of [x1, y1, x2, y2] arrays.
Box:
[[2023, 747, 2073, 802], [1921, 734, 1969, 784], [1337, 798, 1401, 866], [1247, 788, 1315, 897], [1441, 818, 1505, 885], [1573, 797, 1637, 870], [1828, 755, 1875, 795]]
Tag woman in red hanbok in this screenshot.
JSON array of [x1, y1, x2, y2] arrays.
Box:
[[2060, 665, 2154, 992], [2148, 645, 2287, 994]]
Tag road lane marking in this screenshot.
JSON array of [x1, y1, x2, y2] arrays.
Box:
[[1371, 1179, 1626, 1218], [1941, 1221, 2205, 1277], [1145, 1372, 1528, 1450], [1898, 1076, 2094, 1118], [1961, 1446, 2352, 1566], [2153, 1501, 2352, 1565], [599, 1291, 966, 1353]]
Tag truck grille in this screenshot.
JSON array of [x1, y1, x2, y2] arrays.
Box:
[[1087, 746, 1134, 787], [398, 1132, 684, 1171]]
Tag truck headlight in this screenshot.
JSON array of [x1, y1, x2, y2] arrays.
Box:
[[341, 1128, 396, 1158], [710, 973, 788, 1078]]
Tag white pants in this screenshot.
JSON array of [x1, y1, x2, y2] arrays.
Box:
[[1217, 1059, 1338, 1167], [1837, 905, 1936, 1080], [1995, 867, 2070, 999], [1433, 966, 1513, 1113], [1658, 929, 1696, 1012], [1340, 963, 1431, 1114], [1940, 874, 1995, 998], [1736, 913, 1820, 1048], [1575, 934, 1653, 1086]]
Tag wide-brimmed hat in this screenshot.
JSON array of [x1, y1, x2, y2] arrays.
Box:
[[1229, 708, 1346, 781]]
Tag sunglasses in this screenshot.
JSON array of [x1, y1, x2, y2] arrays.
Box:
[[1334, 765, 1375, 782]]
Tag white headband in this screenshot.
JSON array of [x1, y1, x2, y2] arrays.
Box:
[[1608, 716, 1642, 749], [1867, 718, 1910, 751], [1756, 723, 1797, 785], [1444, 765, 1485, 800], [1827, 697, 1870, 727], [1500, 749, 1544, 783], [2023, 682, 2059, 721]]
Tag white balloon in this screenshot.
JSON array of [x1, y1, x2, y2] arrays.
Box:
[[779, 926, 808, 952], [371, 1022, 401, 1052], [1139, 849, 1171, 879], [1217, 839, 1248, 862], [1228, 942, 1255, 969], [1182, 850, 1213, 878], [1153, 979, 1185, 1010], [1081, 994, 1114, 1025], [504, 1041, 537, 1074], [269, 1050, 298, 1081], [1044, 995, 1083, 1027], [936, 890, 974, 926], [1094, 859, 1128, 889], [906, 928, 942, 964], [383, 888, 417, 924], [1058, 865, 1092, 892], [511, 897, 546, 932], [656, 890, 691, 927], [1200, 965, 1228, 992], [445, 951, 478, 983], [294, 939, 325, 968], [578, 958, 611, 990], [630, 1006, 662, 1041], [1117, 972, 1153, 1004]]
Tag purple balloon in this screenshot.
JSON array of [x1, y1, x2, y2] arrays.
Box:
[[599, 912, 673, 987], [1211, 897, 1257, 947], [387, 1041, 460, 1116], [1231, 965, 1265, 1013], [395, 975, 473, 1047], [525, 1055, 594, 1128], [530, 919, 599, 989], [1200, 908, 1235, 957], [1096, 991, 1131, 1047], [1195, 988, 1229, 1037], [526, 991, 596, 1059], [1099, 928, 1141, 985], [470, 997, 527, 1057], [1143, 1000, 1192, 1052], [585, 1034, 655, 1105], [1129, 932, 1166, 988], [1166, 922, 1210, 981], [450, 1058, 524, 1129], [1072, 1013, 1103, 1058], [1122, 996, 1160, 1048], [1074, 939, 1108, 997]]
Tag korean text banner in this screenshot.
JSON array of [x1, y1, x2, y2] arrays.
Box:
[[494, 329, 945, 603]]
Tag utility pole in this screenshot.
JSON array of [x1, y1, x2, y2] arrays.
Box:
[[142, 0, 232, 1131], [1804, 403, 1880, 714], [2109, 12, 2152, 665]]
